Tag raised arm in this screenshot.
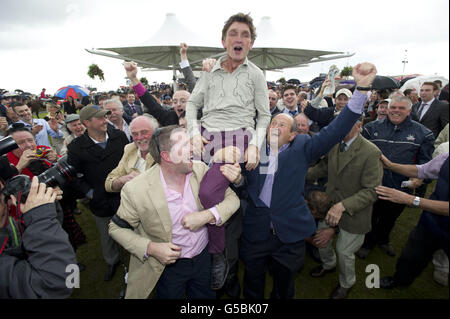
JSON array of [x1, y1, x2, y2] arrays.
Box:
[[179, 43, 197, 93], [124, 62, 178, 126], [304, 63, 376, 163]]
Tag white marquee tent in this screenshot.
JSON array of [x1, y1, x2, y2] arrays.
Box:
[[86, 13, 353, 78]]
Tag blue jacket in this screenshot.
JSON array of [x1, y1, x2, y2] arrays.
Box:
[[362, 116, 435, 191], [419, 156, 449, 242], [243, 106, 361, 244]]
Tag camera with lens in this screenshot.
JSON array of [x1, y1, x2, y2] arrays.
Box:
[[2, 155, 77, 203], [0, 136, 19, 156], [0, 136, 20, 182]]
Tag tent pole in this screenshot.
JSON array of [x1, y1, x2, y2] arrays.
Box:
[[263, 48, 267, 78], [173, 47, 178, 93]]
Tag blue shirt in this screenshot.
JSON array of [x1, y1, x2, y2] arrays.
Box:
[[16, 119, 63, 148]]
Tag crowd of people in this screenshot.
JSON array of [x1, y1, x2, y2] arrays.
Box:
[[0, 12, 448, 300]]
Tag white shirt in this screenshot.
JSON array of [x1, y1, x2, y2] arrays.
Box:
[[134, 149, 147, 173], [89, 132, 109, 144], [341, 134, 359, 152], [419, 98, 435, 120]]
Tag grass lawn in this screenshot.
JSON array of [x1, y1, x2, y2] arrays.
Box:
[[69, 184, 449, 299]]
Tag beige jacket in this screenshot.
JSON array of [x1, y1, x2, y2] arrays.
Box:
[[105, 143, 155, 192], [108, 161, 240, 299]]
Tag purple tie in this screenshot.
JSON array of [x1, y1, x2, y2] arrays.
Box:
[[258, 143, 289, 207], [130, 104, 136, 113], [259, 173, 274, 207]]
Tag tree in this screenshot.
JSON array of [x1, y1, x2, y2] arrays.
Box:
[[87, 64, 105, 81], [140, 77, 149, 86], [277, 77, 286, 85], [340, 66, 353, 78]]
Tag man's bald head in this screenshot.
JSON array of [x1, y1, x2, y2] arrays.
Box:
[[173, 90, 190, 117]]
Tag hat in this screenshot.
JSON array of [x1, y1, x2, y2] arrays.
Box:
[[164, 96, 172, 100], [45, 102, 61, 109], [65, 113, 80, 124], [380, 98, 391, 104], [335, 88, 352, 99], [79, 104, 110, 123]]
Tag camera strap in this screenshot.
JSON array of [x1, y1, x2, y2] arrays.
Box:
[[0, 217, 20, 256], [111, 214, 133, 230]]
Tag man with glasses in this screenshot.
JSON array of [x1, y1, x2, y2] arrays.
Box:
[[124, 63, 191, 127], [104, 98, 132, 142]]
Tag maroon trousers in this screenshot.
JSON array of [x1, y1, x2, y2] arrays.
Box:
[[198, 128, 251, 253]]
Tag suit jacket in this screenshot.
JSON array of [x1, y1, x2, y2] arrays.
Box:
[[412, 99, 449, 138], [306, 134, 383, 234], [105, 143, 155, 192], [181, 66, 197, 93], [67, 126, 129, 217], [270, 106, 281, 116], [242, 106, 361, 244], [123, 102, 143, 118], [304, 104, 338, 129], [140, 90, 179, 126], [109, 162, 240, 299]]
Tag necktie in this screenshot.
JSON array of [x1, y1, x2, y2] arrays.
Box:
[[259, 173, 274, 207], [130, 104, 136, 113], [289, 110, 297, 116], [339, 142, 347, 152], [417, 103, 427, 120]]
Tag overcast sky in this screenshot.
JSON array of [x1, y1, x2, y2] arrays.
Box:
[[1, 0, 448, 95]]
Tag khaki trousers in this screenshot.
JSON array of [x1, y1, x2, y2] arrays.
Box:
[[317, 220, 364, 288]]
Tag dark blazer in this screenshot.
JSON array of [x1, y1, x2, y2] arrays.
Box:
[[123, 102, 143, 118], [67, 126, 129, 217], [304, 104, 337, 129], [63, 100, 77, 114], [181, 66, 197, 93], [438, 89, 449, 102], [412, 99, 449, 138], [270, 106, 282, 116], [139, 90, 179, 126], [242, 106, 361, 244]]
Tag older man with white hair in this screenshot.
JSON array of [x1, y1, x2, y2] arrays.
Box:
[[104, 98, 132, 141], [105, 115, 159, 193], [357, 95, 435, 259]]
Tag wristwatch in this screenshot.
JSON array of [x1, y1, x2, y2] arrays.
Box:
[[356, 86, 372, 91], [413, 196, 421, 207]]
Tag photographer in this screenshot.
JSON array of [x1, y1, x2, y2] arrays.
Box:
[[0, 176, 77, 298], [5, 126, 87, 253], [6, 126, 59, 178]]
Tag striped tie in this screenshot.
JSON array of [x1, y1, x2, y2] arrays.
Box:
[[417, 103, 427, 120]]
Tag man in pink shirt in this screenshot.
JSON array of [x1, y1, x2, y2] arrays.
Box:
[[109, 125, 241, 299]]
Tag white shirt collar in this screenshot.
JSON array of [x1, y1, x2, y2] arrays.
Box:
[[89, 132, 109, 144]]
